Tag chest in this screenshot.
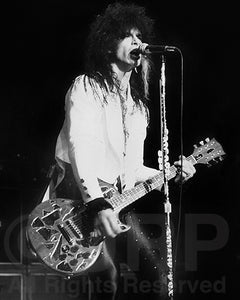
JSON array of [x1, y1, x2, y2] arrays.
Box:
[[103, 94, 147, 139]]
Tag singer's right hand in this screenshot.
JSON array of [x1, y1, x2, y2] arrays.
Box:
[[94, 209, 122, 238]]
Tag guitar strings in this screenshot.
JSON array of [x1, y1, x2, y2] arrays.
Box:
[[61, 167, 181, 239]]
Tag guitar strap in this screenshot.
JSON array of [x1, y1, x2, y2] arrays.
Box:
[[37, 163, 57, 204], [39, 157, 68, 202], [41, 158, 72, 203]]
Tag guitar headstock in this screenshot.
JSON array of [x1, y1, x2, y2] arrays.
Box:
[[192, 138, 226, 166]]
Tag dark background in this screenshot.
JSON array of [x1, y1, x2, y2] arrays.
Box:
[[1, 0, 239, 299]]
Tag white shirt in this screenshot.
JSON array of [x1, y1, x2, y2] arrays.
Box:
[[55, 75, 159, 203]]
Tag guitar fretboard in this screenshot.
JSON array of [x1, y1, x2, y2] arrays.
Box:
[[108, 155, 196, 212]]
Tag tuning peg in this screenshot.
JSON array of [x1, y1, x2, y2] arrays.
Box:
[[199, 141, 204, 145], [205, 137, 210, 142], [193, 144, 198, 149]]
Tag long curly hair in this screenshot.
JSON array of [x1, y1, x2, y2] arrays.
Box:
[[83, 1, 155, 106]]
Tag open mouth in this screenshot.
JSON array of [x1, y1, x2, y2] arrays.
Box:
[[130, 48, 141, 60]]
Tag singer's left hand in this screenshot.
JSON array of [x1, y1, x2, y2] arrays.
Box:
[[174, 155, 196, 183]]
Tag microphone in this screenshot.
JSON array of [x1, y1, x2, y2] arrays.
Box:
[[138, 43, 178, 54]]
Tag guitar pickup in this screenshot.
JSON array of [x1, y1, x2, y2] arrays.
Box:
[[57, 224, 72, 245]]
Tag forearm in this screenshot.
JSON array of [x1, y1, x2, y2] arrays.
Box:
[[135, 165, 160, 183]]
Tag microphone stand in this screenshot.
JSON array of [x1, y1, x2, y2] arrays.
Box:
[[159, 54, 174, 299]]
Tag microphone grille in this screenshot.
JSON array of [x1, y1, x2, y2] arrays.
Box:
[[139, 43, 149, 54]]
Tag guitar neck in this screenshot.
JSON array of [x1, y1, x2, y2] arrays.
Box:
[[108, 155, 196, 212]]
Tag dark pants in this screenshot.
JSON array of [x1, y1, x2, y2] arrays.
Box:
[[52, 162, 169, 300]]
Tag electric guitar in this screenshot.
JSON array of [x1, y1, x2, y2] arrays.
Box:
[[26, 138, 225, 277]]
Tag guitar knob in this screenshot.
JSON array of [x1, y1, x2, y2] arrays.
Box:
[[62, 245, 70, 253]]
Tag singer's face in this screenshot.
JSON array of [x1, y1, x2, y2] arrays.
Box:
[[114, 28, 142, 72]]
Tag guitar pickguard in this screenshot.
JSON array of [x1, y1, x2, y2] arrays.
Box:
[[27, 198, 103, 276]]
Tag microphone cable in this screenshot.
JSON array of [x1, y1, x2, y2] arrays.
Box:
[[172, 47, 184, 282]]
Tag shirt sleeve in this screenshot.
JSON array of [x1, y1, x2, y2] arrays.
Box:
[[65, 75, 104, 203], [131, 108, 160, 183], [134, 142, 160, 183]]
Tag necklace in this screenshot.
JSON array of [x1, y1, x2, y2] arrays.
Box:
[[119, 86, 129, 156]]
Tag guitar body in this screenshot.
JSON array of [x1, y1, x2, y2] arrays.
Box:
[[26, 181, 129, 277]]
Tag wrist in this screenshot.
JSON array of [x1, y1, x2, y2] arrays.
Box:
[[85, 197, 113, 216]]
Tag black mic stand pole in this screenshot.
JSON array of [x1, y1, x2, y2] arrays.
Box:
[[159, 54, 174, 300]]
